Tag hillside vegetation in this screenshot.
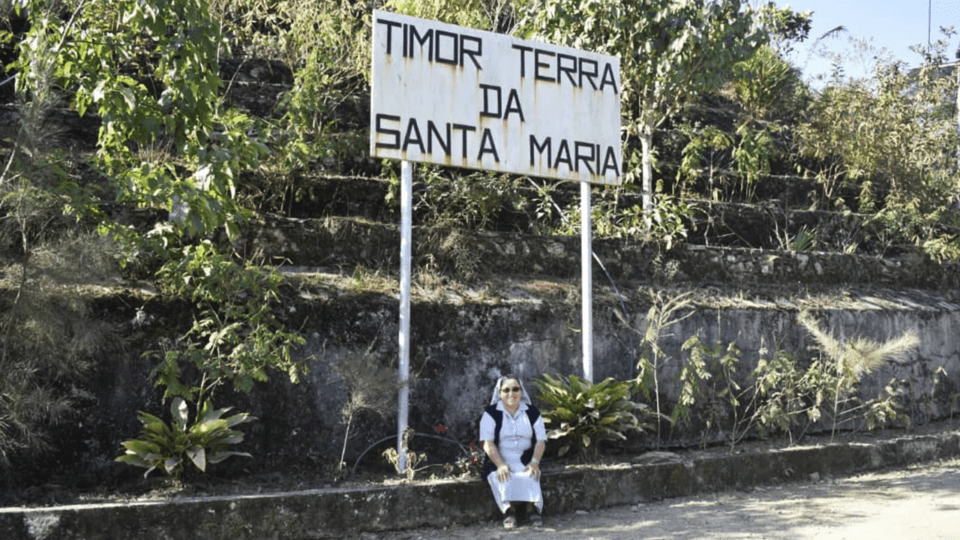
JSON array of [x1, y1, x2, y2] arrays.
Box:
[[1, 0, 958, 491]]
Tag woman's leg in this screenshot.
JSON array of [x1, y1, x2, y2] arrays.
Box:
[[502, 503, 517, 529], [527, 502, 543, 527]]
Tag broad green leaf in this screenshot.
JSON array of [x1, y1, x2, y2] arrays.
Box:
[[207, 451, 252, 464], [119, 87, 136, 111], [121, 439, 161, 455], [172, 397, 189, 431], [163, 457, 180, 475], [115, 455, 150, 468], [92, 80, 107, 103], [186, 446, 206, 471]]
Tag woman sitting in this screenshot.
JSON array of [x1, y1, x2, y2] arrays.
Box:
[[479, 375, 547, 529]]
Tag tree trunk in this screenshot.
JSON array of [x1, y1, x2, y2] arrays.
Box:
[[640, 124, 655, 210]]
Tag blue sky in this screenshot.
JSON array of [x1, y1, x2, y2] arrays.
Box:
[[771, 0, 960, 83]]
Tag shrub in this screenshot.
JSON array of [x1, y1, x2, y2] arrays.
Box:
[[533, 374, 654, 461], [797, 310, 917, 438], [152, 241, 307, 403], [117, 396, 255, 478]]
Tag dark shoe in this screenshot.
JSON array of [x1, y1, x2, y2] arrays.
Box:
[[503, 514, 517, 529], [529, 513, 543, 528]]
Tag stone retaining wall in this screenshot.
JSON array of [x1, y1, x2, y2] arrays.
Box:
[[3, 428, 957, 539]]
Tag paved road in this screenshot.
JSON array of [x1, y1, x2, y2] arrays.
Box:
[[369, 458, 960, 540]]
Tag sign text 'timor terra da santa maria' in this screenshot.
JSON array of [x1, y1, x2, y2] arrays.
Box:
[[370, 10, 622, 186]]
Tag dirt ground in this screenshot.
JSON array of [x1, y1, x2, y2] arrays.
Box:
[[366, 457, 960, 540]]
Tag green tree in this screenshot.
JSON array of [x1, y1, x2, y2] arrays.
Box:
[[796, 32, 959, 257], [520, 0, 766, 209], [386, 0, 489, 28], [678, 42, 810, 204], [209, 0, 371, 212], [3, 1, 306, 474], [10, 0, 264, 241]]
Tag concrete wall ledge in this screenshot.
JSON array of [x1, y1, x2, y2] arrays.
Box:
[[3, 430, 958, 540]]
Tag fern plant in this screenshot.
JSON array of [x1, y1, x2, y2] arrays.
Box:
[[117, 396, 255, 478], [533, 374, 654, 461]]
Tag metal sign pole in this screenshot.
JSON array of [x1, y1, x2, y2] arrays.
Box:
[[397, 160, 412, 472], [581, 181, 594, 383]]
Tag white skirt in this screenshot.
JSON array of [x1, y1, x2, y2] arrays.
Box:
[[485, 446, 543, 513]]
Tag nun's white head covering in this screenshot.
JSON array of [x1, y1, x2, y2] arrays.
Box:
[[489, 375, 532, 406]]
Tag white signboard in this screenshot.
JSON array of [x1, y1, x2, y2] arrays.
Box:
[[370, 10, 622, 185]]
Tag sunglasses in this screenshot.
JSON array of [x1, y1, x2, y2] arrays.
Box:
[[500, 387, 521, 393]]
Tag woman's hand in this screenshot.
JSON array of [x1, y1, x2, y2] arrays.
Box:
[[525, 461, 541, 480], [484, 441, 511, 482]]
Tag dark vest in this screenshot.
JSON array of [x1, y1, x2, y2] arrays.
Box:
[[481, 404, 541, 478]]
